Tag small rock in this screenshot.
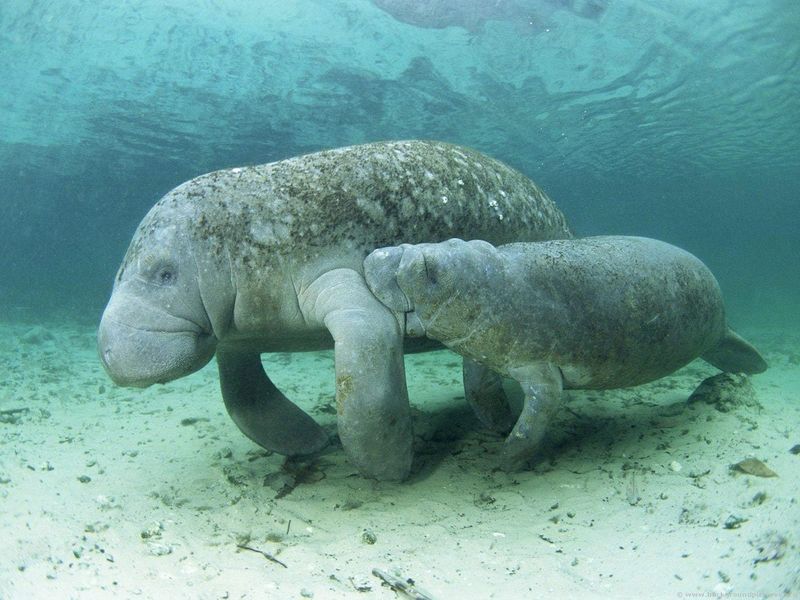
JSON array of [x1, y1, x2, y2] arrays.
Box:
[[669, 460, 682, 472], [474, 491, 496, 507], [147, 542, 173, 556], [723, 515, 747, 529], [361, 530, 377, 545], [789, 444, 800, 455], [339, 498, 363, 511], [84, 522, 109, 533], [222, 465, 248, 487], [0, 408, 29, 425], [94, 495, 116, 510], [263, 471, 296, 496], [300, 589, 314, 598], [215, 447, 233, 460], [140, 521, 164, 540], [688, 373, 759, 412], [750, 530, 787, 563]]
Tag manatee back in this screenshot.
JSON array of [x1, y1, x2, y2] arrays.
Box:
[[156, 140, 571, 272], [452, 236, 729, 388]]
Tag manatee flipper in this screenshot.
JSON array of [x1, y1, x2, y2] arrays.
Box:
[[217, 350, 329, 456], [701, 327, 767, 374], [501, 364, 564, 471], [300, 268, 413, 481], [463, 358, 515, 433]]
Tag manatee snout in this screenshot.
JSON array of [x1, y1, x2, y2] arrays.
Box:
[[364, 245, 416, 313], [366, 239, 485, 311], [395, 239, 490, 298], [365, 244, 442, 338], [395, 245, 436, 291], [98, 292, 216, 387], [365, 239, 505, 340]]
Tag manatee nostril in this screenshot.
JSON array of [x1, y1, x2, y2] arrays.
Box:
[[422, 254, 437, 285]]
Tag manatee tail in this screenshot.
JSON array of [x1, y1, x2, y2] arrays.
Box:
[[701, 327, 768, 374]]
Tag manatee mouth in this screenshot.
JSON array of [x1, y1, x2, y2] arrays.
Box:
[[98, 317, 216, 387], [100, 313, 209, 336]]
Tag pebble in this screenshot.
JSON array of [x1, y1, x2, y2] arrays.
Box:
[[140, 521, 165, 540], [361, 530, 377, 545], [147, 542, 173, 556], [95, 495, 116, 510]]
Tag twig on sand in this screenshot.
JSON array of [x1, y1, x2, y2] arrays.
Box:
[[372, 568, 437, 600], [236, 544, 288, 568]]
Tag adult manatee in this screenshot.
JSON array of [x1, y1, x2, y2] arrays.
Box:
[[97, 140, 571, 480]]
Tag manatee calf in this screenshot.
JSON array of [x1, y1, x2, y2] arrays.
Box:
[[97, 140, 571, 481], [364, 236, 767, 470]]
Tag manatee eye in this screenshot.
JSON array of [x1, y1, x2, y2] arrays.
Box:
[[154, 265, 177, 286]]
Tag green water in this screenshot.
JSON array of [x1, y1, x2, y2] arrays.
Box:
[[0, 0, 797, 329]]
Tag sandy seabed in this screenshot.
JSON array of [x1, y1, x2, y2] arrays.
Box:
[[1, 319, 798, 599]]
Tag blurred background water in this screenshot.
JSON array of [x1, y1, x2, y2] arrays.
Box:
[[1, 0, 797, 328]]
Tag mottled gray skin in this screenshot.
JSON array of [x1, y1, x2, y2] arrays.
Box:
[[97, 140, 571, 481], [364, 236, 767, 470]]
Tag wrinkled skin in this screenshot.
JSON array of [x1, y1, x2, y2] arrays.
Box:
[[98, 140, 572, 481], [364, 236, 767, 470], [98, 213, 225, 387]]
